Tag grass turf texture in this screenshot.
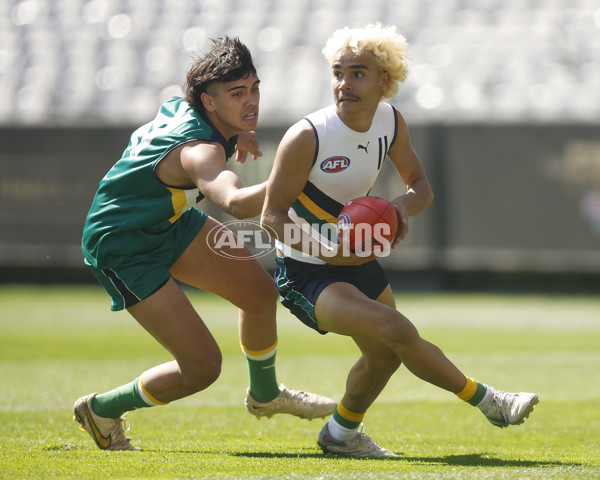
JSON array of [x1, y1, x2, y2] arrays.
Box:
[[0, 285, 599, 479]]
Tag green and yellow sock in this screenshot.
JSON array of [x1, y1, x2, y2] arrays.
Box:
[[241, 340, 280, 403], [456, 376, 488, 406], [328, 402, 365, 442], [92, 374, 168, 419]]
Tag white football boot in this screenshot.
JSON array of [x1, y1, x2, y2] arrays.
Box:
[[73, 393, 140, 450], [477, 387, 539, 427], [245, 384, 336, 420], [317, 423, 398, 458]]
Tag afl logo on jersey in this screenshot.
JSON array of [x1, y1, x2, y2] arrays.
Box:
[[320, 156, 350, 173]]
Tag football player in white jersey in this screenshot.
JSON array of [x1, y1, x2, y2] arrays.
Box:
[[262, 23, 538, 458]]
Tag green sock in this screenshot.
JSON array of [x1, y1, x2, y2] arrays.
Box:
[[332, 404, 363, 430], [92, 377, 153, 419], [241, 342, 280, 403], [456, 376, 488, 406]]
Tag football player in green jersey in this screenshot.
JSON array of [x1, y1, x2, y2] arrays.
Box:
[[73, 36, 335, 451]]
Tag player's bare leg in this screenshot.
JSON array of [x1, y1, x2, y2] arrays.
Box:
[[171, 216, 336, 419], [316, 285, 401, 457], [170, 216, 279, 351], [314, 281, 537, 457], [127, 280, 223, 402], [335, 286, 401, 414], [339, 339, 400, 415], [73, 279, 220, 450], [315, 282, 467, 393]]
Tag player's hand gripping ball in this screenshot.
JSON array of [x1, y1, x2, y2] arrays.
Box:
[[336, 196, 398, 251]]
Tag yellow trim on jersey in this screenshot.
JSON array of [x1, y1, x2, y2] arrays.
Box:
[[297, 192, 337, 224], [167, 188, 187, 224], [337, 401, 366, 423], [167, 187, 199, 224]]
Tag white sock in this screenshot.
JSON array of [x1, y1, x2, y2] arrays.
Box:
[[476, 385, 495, 409], [327, 416, 359, 443]]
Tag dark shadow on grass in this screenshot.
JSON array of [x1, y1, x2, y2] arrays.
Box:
[[401, 453, 583, 468], [230, 451, 584, 468], [69, 447, 588, 469]]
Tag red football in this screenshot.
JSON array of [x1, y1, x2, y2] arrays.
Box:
[[336, 196, 398, 251]]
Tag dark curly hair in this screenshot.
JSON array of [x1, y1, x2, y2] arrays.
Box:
[[183, 36, 257, 113]]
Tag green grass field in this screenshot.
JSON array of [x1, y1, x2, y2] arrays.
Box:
[[1, 285, 599, 479]]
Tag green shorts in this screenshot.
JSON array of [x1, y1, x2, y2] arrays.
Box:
[[85, 209, 208, 311]]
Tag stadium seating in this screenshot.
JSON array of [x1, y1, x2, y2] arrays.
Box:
[[2, 0, 599, 126]]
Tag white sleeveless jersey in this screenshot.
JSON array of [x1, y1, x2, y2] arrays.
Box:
[[276, 102, 398, 264]]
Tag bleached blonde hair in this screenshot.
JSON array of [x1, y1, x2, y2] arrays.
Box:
[[322, 23, 409, 99]]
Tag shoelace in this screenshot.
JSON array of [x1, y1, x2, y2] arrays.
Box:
[[111, 413, 132, 437], [351, 425, 374, 444], [491, 391, 511, 423], [281, 385, 312, 403], [289, 390, 312, 403], [348, 425, 390, 455]]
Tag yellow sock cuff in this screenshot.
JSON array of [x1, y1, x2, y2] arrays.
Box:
[[456, 376, 478, 401], [139, 375, 169, 405], [336, 402, 365, 424], [240, 339, 278, 360]]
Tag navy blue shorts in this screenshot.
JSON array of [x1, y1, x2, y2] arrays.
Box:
[[274, 256, 390, 334]]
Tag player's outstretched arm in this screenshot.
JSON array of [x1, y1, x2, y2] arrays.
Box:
[[261, 121, 316, 250], [181, 140, 266, 219]]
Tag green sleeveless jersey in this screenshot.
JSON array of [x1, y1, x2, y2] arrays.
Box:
[[82, 97, 237, 267]]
